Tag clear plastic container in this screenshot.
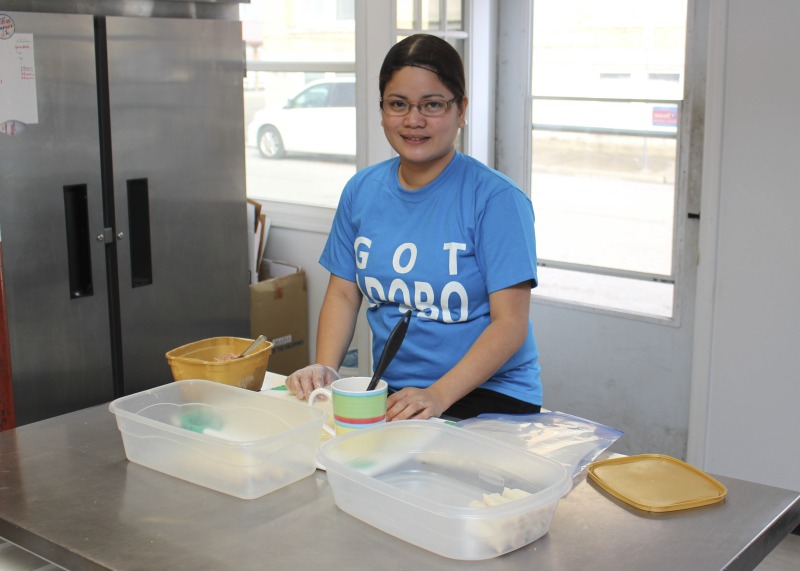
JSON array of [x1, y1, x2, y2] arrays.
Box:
[[109, 380, 325, 499], [318, 420, 572, 560], [166, 336, 273, 391]]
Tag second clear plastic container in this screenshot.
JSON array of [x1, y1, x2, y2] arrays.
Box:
[[318, 420, 572, 560]]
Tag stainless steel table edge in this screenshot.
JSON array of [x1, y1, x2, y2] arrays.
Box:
[[721, 496, 800, 570]]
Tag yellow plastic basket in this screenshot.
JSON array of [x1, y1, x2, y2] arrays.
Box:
[[165, 337, 273, 391]]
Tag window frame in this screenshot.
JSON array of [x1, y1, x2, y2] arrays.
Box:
[[495, 0, 701, 325]]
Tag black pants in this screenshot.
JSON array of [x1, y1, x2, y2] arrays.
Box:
[[444, 388, 541, 420]]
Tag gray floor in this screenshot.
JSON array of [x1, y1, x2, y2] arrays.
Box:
[[0, 540, 61, 570], [755, 532, 800, 571], [1, 532, 798, 570]]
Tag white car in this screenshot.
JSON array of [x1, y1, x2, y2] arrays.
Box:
[[246, 78, 356, 159]]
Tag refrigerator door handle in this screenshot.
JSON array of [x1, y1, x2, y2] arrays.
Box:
[[63, 184, 95, 299], [127, 178, 153, 288]]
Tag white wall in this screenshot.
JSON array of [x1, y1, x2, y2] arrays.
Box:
[[533, 303, 695, 458], [259, 208, 332, 367], [688, 0, 800, 491]]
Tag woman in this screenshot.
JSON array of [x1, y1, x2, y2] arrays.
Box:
[[286, 34, 541, 420]]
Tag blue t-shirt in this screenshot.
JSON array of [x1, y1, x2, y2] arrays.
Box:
[[320, 152, 541, 405]]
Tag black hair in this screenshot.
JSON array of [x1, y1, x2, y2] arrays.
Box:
[[379, 34, 466, 105]]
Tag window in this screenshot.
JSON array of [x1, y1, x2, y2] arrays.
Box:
[[241, 0, 356, 207], [397, 0, 464, 32], [529, 0, 687, 318], [395, 0, 467, 153], [242, 1, 468, 208]]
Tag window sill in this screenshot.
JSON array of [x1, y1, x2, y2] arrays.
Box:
[[247, 197, 336, 234]]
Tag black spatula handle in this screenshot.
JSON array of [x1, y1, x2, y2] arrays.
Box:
[[366, 310, 412, 391]]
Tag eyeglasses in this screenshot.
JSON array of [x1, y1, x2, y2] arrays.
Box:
[[380, 97, 458, 117]]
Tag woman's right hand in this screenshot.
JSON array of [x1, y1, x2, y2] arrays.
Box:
[[285, 364, 340, 400]]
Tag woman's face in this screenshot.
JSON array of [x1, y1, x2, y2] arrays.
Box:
[[380, 66, 467, 182]]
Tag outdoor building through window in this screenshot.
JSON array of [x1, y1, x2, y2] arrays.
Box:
[[529, 0, 687, 318]]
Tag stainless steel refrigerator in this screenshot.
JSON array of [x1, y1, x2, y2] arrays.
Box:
[[0, 11, 250, 425]]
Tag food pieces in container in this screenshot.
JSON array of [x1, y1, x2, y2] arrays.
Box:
[[469, 487, 532, 507], [465, 487, 546, 553]]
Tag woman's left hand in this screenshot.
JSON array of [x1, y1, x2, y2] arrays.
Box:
[[386, 387, 446, 421]]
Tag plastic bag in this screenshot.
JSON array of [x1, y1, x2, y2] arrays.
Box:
[[457, 411, 623, 478]]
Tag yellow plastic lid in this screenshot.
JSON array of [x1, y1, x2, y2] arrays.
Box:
[[587, 454, 727, 512]]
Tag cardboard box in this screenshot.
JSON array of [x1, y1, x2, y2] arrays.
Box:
[[249, 260, 309, 376]]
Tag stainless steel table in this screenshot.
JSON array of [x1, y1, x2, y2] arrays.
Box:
[[1, 404, 798, 571]]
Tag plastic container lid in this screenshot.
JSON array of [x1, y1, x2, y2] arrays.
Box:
[[587, 454, 727, 512]]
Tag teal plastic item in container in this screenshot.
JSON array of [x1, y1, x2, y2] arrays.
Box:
[[177, 405, 225, 434]]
